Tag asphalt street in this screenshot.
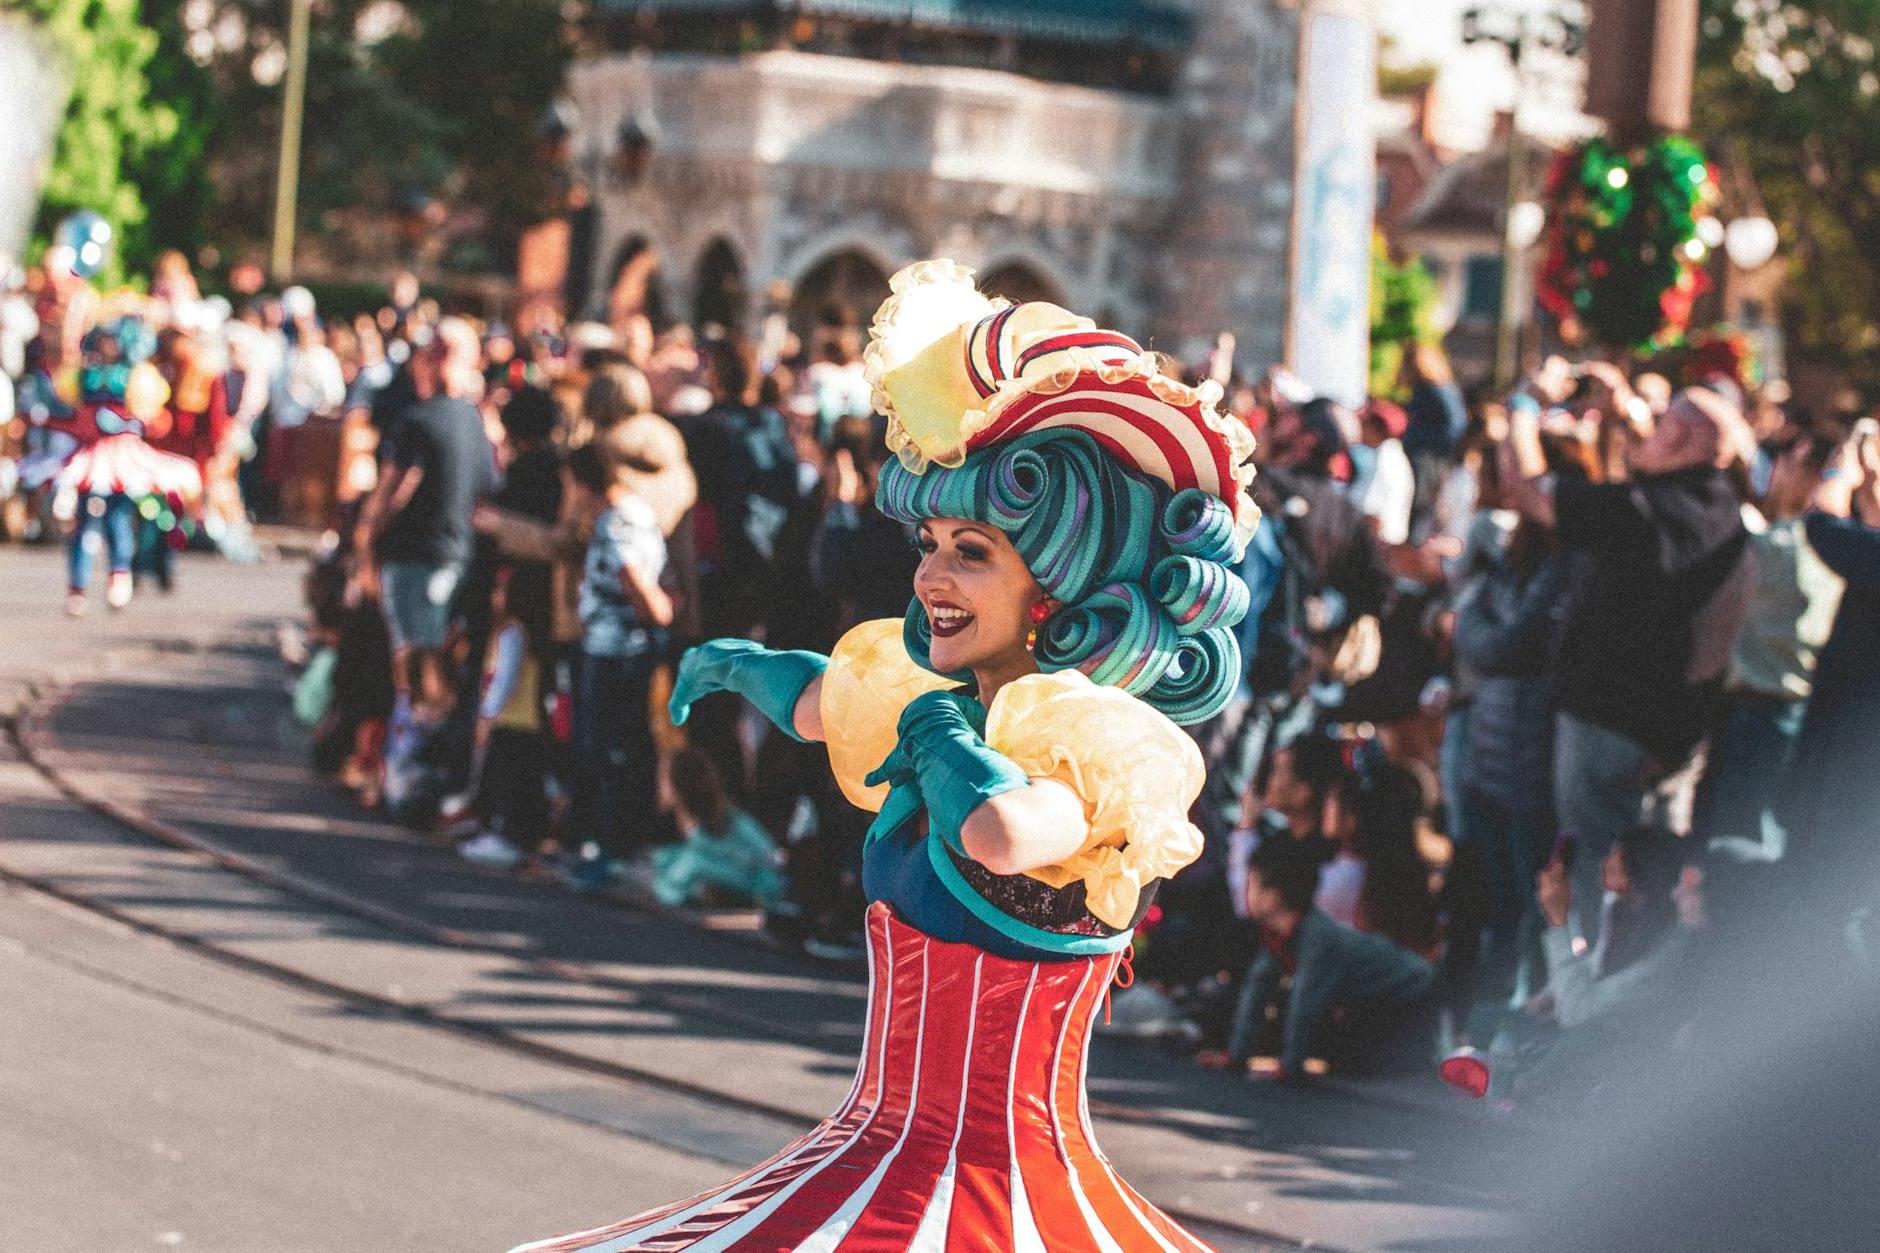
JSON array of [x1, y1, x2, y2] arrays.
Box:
[[0, 543, 1524, 1252]]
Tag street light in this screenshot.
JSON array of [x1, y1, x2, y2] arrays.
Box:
[[1464, 1, 1587, 387], [269, 0, 311, 282]]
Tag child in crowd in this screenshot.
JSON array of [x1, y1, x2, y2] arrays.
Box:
[[460, 569, 548, 868], [1225, 731, 1345, 921], [653, 745, 783, 908], [563, 418, 690, 889], [1320, 761, 1442, 958], [1204, 835, 1435, 1080]]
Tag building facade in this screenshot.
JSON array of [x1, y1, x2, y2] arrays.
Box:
[[559, 0, 1376, 394]]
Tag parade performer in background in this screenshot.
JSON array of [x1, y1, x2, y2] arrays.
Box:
[[53, 316, 203, 614], [514, 259, 1259, 1252]]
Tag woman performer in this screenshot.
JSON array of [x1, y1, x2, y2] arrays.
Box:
[[53, 317, 202, 614], [514, 260, 1259, 1252]]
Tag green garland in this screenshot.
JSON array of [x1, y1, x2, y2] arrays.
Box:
[[1537, 135, 1716, 352]]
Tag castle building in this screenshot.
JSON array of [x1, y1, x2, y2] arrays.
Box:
[[558, 0, 1375, 398]]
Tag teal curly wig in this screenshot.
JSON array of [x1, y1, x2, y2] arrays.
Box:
[[876, 429, 1249, 725]]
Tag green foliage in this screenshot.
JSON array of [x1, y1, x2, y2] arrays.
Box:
[[1378, 61, 1438, 98], [1692, 0, 1880, 395], [383, 0, 570, 256], [16, 0, 177, 285], [123, 0, 222, 274], [1369, 232, 1438, 399], [148, 0, 570, 273]]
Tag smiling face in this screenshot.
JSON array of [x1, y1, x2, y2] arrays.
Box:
[[913, 517, 1045, 678]]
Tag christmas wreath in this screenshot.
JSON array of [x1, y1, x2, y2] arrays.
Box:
[[1537, 135, 1717, 353]]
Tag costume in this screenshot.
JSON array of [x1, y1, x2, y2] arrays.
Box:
[[515, 261, 1258, 1252], [51, 318, 202, 606]]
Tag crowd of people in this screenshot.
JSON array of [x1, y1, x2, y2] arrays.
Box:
[[7, 249, 1876, 1109]]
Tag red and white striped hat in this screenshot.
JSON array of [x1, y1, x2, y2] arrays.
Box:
[[864, 259, 1259, 554]]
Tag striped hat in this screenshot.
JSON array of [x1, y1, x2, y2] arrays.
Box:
[[864, 259, 1259, 557]]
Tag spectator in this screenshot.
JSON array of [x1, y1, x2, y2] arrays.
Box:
[[1208, 834, 1435, 1080], [490, 386, 565, 646], [1452, 507, 1574, 1040], [1502, 371, 1755, 944], [268, 289, 346, 433], [802, 328, 872, 441], [1781, 424, 1880, 943], [1400, 342, 1468, 464], [1350, 399, 1415, 545], [1320, 761, 1441, 958], [1695, 433, 1842, 865], [1226, 398, 1388, 843], [1401, 343, 1470, 535], [653, 745, 785, 908], [359, 318, 495, 727], [458, 570, 549, 869], [809, 416, 920, 634], [564, 415, 696, 889], [676, 334, 801, 794], [1517, 827, 1707, 1106]]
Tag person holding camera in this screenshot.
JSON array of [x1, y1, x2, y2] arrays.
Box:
[[1498, 360, 1755, 947]]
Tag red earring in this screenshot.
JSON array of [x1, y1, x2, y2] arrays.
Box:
[[1028, 599, 1053, 625]]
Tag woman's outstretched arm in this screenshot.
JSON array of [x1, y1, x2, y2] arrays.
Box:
[[960, 780, 1090, 875]]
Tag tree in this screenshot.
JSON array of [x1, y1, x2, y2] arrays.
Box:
[[145, 0, 570, 274], [124, 0, 223, 274], [17, 0, 177, 285], [382, 0, 570, 265], [1692, 0, 1880, 395]]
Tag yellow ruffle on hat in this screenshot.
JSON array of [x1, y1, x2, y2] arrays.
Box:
[[863, 258, 1259, 557]]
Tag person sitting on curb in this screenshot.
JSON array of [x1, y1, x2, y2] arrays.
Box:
[[1489, 825, 1709, 1109], [1200, 834, 1435, 1082]]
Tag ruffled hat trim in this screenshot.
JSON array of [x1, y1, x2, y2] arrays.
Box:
[[863, 259, 1259, 557]]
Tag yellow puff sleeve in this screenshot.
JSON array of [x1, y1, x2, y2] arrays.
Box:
[[984, 670, 1206, 931], [820, 619, 959, 812]]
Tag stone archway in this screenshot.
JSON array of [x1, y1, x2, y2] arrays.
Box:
[[977, 259, 1068, 307], [691, 237, 747, 333], [603, 235, 669, 328], [786, 249, 892, 338]]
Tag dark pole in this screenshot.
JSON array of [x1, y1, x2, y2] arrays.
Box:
[[1585, 0, 1698, 142]]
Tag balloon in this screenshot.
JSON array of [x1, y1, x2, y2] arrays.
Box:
[[123, 362, 171, 423], [51, 211, 113, 280], [1724, 216, 1779, 270]]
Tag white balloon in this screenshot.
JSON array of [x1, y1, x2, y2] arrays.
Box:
[[1508, 201, 1547, 250], [1725, 216, 1779, 269]]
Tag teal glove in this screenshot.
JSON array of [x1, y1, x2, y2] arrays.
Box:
[[863, 689, 1031, 855], [668, 639, 829, 743]]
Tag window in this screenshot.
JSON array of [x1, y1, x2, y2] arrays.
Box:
[[1462, 255, 1503, 321]]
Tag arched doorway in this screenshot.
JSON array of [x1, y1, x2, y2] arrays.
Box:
[[603, 235, 668, 328], [977, 260, 1066, 307], [692, 238, 747, 334], [787, 249, 892, 339]]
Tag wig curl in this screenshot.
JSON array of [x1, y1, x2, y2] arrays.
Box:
[[877, 429, 1249, 725]]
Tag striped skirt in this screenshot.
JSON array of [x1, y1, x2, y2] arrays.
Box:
[[512, 901, 1214, 1252]]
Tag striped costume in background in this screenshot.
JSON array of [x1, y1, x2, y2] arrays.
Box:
[[512, 903, 1215, 1253]]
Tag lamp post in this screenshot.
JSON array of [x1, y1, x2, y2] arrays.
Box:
[[269, 0, 311, 282], [1464, 2, 1586, 388]]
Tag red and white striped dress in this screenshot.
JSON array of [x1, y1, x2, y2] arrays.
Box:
[[513, 901, 1215, 1252]]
